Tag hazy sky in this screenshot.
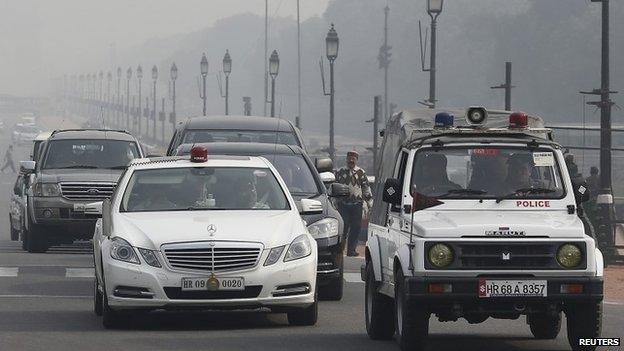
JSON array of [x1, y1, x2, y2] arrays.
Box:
[[0, 0, 331, 95]]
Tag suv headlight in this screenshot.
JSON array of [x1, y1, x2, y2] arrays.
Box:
[[307, 218, 339, 239], [557, 243, 582, 268], [110, 237, 140, 264], [428, 243, 454, 268], [33, 183, 61, 197], [284, 234, 312, 262]]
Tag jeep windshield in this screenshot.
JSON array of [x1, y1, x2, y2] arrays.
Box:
[[411, 147, 566, 200], [42, 139, 140, 170], [121, 167, 290, 212], [181, 129, 299, 147]]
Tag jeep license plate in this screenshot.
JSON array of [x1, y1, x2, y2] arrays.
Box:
[[181, 277, 245, 291], [73, 203, 87, 212], [478, 279, 547, 298]]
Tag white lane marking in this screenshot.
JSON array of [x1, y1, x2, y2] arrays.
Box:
[[65, 268, 95, 278], [0, 295, 90, 299], [343, 272, 363, 283], [0, 267, 18, 277], [605, 301, 624, 306]]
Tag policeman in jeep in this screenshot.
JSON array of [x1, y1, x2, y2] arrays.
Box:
[[503, 153, 540, 192]]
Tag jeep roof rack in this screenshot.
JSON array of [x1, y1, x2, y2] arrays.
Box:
[[50, 128, 132, 136]]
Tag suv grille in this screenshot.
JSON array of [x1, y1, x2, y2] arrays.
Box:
[[60, 182, 116, 200], [162, 242, 263, 272]]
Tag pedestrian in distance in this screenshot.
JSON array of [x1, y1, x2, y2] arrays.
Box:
[[586, 166, 600, 201], [334, 150, 373, 257], [1, 145, 16, 173]]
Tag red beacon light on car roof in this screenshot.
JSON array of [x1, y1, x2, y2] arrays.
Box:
[[509, 112, 529, 129], [190, 145, 208, 163]]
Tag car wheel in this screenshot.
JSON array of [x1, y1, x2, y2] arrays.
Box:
[[320, 262, 344, 301], [394, 269, 428, 351], [287, 289, 318, 326], [528, 312, 561, 339], [26, 220, 48, 253], [102, 290, 125, 329], [94, 279, 103, 316], [365, 260, 394, 340], [566, 302, 602, 351]]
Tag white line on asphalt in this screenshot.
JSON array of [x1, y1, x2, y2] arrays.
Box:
[[343, 272, 363, 283], [65, 268, 95, 278], [605, 301, 624, 306], [0, 295, 90, 299], [0, 267, 18, 277]]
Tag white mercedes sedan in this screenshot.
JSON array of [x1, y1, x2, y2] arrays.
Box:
[[90, 146, 319, 328]]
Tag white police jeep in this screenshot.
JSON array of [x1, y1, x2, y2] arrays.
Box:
[[363, 108, 603, 351]]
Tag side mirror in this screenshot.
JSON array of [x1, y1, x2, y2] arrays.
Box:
[[84, 201, 103, 216], [102, 199, 112, 237], [330, 183, 349, 198], [315, 158, 333, 173], [19, 160, 36, 174], [382, 178, 401, 205], [299, 198, 323, 215], [575, 185, 590, 204], [319, 171, 336, 184]]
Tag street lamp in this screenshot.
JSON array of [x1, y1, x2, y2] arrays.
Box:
[[325, 24, 339, 162], [223, 50, 232, 115], [170, 62, 178, 129], [126, 67, 132, 131], [137, 65, 143, 136], [427, 0, 443, 14], [152, 65, 158, 142], [268, 50, 279, 117], [425, 0, 444, 108], [200, 53, 208, 116]]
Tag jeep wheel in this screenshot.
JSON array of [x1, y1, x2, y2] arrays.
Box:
[[566, 302, 602, 351], [365, 261, 394, 340], [26, 221, 48, 253], [394, 269, 428, 351], [528, 312, 561, 339], [287, 291, 318, 326]]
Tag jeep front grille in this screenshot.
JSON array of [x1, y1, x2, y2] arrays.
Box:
[[60, 182, 116, 200], [161, 241, 263, 272]]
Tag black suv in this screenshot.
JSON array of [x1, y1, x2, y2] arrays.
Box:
[[20, 129, 143, 252], [174, 142, 349, 300]]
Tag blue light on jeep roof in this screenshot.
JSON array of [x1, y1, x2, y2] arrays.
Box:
[[434, 112, 454, 128]]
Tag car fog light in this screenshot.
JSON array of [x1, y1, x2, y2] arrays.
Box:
[[428, 243, 454, 268], [556, 243, 582, 268]]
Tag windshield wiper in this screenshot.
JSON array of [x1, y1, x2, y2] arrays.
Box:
[[495, 188, 556, 203], [59, 165, 99, 169], [437, 188, 487, 198]]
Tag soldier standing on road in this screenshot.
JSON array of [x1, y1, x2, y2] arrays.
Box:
[[1, 145, 15, 173], [586, 166, 600, 201], [334, 150, 372, 257]]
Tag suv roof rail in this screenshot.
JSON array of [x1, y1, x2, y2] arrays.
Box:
[[50, 128, 132, 136]]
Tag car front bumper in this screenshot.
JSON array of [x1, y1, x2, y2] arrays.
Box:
[[32, 196, 99, 225], [103, 252, 317, 311], [315, 236, 344, 284]]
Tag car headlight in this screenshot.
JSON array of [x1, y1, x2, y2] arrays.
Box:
[[284, 234, 312, 262], [307, 218, 339, 239], [33, 183, 61, 197], [428, 243, 454, 268], [137, 248, 161, 267], [110, 237, 140, 264], [264, 246, 285, 266], [557, 243, 582, 268]]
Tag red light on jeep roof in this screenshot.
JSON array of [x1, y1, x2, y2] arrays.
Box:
[[190, 145, 208, 163], [509, 112, 528, 129]]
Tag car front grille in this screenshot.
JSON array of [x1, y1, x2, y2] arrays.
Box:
[[161, 241, 263, 273], [60, 182, 116, 201]]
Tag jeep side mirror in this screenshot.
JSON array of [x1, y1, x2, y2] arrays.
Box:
[[19, 160, 36, 174], [299, 198, 323, 215], [319, 171, 336, 184], [382, 178, 401, 205], [330, 183, 349, 197], [315, 158, 333, 173]]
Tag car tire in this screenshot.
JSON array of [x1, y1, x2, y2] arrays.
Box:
[[287, 290, 318, 326], [94, 279, 103, 316], [320, 264, 344, 301], [26, 220, 48, 253], [365, 261, 394, 340], [394, 269, 428, 351], [528, 312, 561, 339], [566, 302, 602, 351], [102, 290, 126, 329]]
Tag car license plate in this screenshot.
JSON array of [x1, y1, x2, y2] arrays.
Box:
[[478, 279, 547, 298], [181, 276, 245, 291], [73, 203, 87, 212]]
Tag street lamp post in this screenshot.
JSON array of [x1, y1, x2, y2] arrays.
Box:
[[98, 71, 103, 117], [116, 67, 121, 128], [170, 62, 178, 130], [200, 53, 208, 116], [325, 24, 339, 162], [152, 65, 158, 142], [106, 72, 112, 127], [426, 0, 443, 108], [223, 50, 232, 115], [137, 65, 143, 136], [268, 50, 279, 117], [126, 67, 132, 131]]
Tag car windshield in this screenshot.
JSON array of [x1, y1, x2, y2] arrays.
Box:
[[42, 139, 140, 170], [121, 167, 290, 212], [182, 129, 299, 146], [411, 147, 566, 199], [265, 155, 320, 196]]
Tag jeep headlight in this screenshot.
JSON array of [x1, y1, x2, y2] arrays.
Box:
[[428, 243, 454, 268], [33, 183, 61, 197], [307, 218, 339, 239], [556, 243, 582, 268], [284, 234, 312, 262], [110, 237, 140, 264]]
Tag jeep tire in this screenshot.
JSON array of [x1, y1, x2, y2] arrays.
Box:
[[566, 302, 602, 351], [365, 261, 394, 340], [528, 312, 561, 339], [394, 269, 428, 351]]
